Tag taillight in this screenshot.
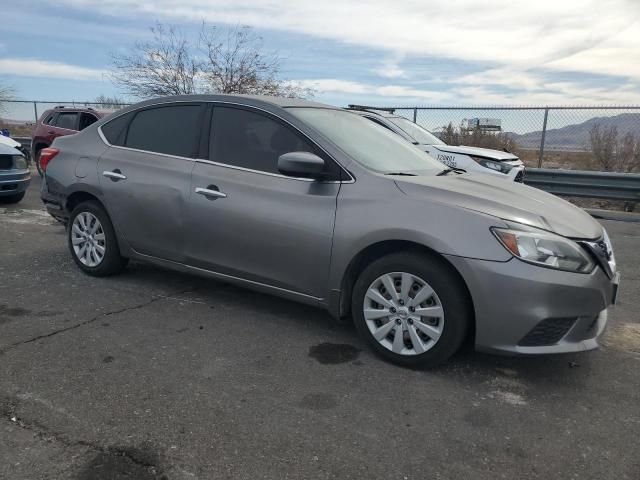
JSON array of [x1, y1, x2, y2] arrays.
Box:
[[39, 148, 59, 172]]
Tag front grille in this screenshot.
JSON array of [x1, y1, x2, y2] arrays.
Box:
[[518, 317, 577, 346], [514, 170, 524, 183], [0, 184, 18, 192], [0, 155, 12, 170]]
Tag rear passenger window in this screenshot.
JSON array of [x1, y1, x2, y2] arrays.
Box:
[[79, 113, 98, 131], [101, 112, 134, 146], [55, 112, 78, 130], [125, 105, 201, 157], [209, 107, 317, 175]]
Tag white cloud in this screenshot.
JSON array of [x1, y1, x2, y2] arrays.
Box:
[[545, 23, 640, 80], [299, 79, 369, 94], [299, 78, 451, 102], [373, 58, 406, 79], [58, 0, 640, 82], [0, 58, 106, 80]]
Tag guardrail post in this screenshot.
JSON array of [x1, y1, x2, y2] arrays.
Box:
[[538, 107, 549, 168], [413, 107, 417, 123]]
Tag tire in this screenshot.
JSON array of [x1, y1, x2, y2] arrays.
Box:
[[34, 149, 44, 177], [68, 201, 128, 276], [0, 192, 25, 204], [351, 251, 471, 368]]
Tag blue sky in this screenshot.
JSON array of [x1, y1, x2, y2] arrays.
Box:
[[1, 0, 640, 121]]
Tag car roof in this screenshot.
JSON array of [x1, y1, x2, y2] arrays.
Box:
[[43, 107, 115, 117], [114, 94, 338, 111]]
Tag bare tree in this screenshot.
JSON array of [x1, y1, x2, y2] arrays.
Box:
[[110, 23, 199, 98], [0, 79, 15, 113], [110, 22, 313, 99], [440, 121, 518, 153], [199, 25, 312, 98], [617, 131, 640, 173], [439, 122, 459, 145], [589, 124, 619, 171], [93, 94, 129, 109]]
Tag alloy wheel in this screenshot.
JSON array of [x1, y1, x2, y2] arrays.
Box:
[[71, 212, 106, 267], [363, 272, 444, 355]]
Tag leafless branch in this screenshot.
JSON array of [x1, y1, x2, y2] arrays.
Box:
[[110, 23, 199, 98], [109, 22, 314, 100]]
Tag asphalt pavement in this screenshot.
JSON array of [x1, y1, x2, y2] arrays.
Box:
[[1, 175, 639, 480]]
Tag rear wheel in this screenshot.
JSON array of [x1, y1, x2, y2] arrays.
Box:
[[34, 149, 44, 176], [352, 252, 471, 368], [68, 201, 128, 276], [0, 192, 25, 204]]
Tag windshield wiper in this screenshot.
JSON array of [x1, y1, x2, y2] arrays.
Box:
[[384, 172, 418, 176], [437, 167, 466, 176]]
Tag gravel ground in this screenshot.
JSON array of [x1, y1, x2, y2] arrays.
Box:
[[1, 176, 639, 480]]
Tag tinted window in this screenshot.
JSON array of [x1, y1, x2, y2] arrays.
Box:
[[125, 104, 201, 157], [55, 112, 78, 130], [101, 112, 134, 146], [79, 113, 98, 131], [210, 107, 319, 175], [289, 108, 444, 175], [43, 114, 55, 125]]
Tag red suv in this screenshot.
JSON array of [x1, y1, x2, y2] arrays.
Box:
[[31, 106, 113, 175]]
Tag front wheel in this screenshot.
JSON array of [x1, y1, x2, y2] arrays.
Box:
[[351, 252, 471, 368], [68, 201, 128, 276]]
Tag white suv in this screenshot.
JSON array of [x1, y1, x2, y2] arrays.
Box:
[[352, 108, 525, 182]]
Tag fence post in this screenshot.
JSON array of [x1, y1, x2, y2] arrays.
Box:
[[537, 107, 549, 168], [413, 107, 417, 123], [33, 101, 38, 123]]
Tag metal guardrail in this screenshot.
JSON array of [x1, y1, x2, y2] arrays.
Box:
[[13, 137, 31, 149], [524, 168, 640, 202], [7, 136, 639, 204]]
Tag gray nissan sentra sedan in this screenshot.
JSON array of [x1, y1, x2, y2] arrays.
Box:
[[40, 95, 619, 367]]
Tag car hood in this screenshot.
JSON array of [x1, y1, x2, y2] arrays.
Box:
[[394, 173, 603, 239], [429, 144, 519, 161], [0, 143, 23, 156], [0, 135, 21, 149]]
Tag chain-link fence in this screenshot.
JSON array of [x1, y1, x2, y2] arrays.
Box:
[[0, 100, 131, 137], [350, 105, 640, 172], [2, 100, 640, 172]]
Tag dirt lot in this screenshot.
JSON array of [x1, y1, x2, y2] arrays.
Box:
[[1, 177, 639, 480]]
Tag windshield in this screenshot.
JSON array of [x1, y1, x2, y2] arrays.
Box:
[[288, 108, 444, 174], [388, 117, 445, 145]]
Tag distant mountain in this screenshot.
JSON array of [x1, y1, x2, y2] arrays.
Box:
[[508, 112, 640, 150]]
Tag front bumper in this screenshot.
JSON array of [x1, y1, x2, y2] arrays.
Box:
[[445, 254, 616, 355], [0, 169, 30, 196]]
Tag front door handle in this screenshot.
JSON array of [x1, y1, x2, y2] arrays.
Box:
[[103, 170, 127, 181], [195, 186, 227, 199]]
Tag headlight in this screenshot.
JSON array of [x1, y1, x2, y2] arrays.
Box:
[[602, 229, 616, 273], [470, 155, 513, 174], [492, 223, 595, 273], [13, 155, 28, 170]]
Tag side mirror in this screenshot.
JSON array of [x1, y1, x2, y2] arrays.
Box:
[[277, 151, 325, 179]]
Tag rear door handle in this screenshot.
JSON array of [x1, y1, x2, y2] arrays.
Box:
[[103, 170, 127, 181], [195, 186, 227, 199]]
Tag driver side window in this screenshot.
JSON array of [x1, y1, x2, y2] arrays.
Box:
[[209, 106, 341, 179]]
